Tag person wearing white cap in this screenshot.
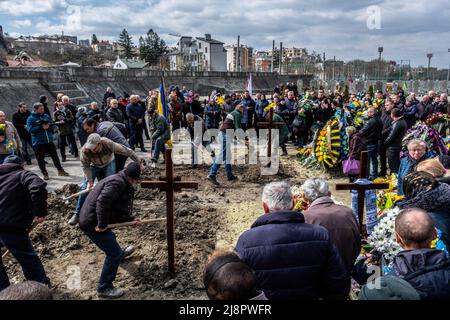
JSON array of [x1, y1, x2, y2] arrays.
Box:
[[68, 134, 142, 226]]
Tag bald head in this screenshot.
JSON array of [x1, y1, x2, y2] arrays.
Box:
[[395, 208, 437, 249]]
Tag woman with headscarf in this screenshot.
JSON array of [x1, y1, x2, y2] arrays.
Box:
[[398, 171, 450, 248], [397, 139, 434, 195]]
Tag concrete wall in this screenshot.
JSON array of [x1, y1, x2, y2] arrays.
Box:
[[0, 67, 312, 119]]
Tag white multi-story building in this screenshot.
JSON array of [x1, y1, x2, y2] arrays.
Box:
[[169, 34, 226, 71], [225, 44, 253, 72]]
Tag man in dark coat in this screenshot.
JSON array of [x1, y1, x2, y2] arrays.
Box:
[[361, 107, 383, 179], [0, 156, 49, 290], [379, 99, 394, 176], [102, 87, 116, 109], [12, 103, 32, 165], [235, 181, 350, 300], [383, 108, 407, 174], [79, 162, 142, 299], [390, 208, 450, 300], [126, 95, 146, 152]]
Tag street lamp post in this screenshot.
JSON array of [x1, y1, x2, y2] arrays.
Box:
[[427, 53, 433, 80], [447, 49, 450, 94], [378, 46, 383, 80]]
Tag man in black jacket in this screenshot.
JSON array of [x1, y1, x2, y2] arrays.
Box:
[[391, 208, 450, 300], [0, 156, 49, 290], [79, 162, 142, 299], [379, 99, 394, 176], [12, 103, 32, 165], [235, 181, 349, 300], [361, 107, 383, 180], [383, 108, 407, 174]]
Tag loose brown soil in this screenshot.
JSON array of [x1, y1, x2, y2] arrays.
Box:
[[2, 149, 351, 299]]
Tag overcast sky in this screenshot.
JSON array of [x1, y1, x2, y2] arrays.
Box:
[[1, 0, 449, 68]]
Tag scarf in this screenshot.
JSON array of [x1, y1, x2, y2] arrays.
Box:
[[399, 182, 450, 212]]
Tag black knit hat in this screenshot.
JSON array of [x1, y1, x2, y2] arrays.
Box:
[[124, 162, 141, 180]]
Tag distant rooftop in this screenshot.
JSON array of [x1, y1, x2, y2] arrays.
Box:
[[118, 57, 148, 69], [196, 34, 224, 45]]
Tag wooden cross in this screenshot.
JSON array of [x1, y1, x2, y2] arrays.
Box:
[[257, 108, 286, 160], [141, 148, 199, 273], [335, 151, 389, 236]]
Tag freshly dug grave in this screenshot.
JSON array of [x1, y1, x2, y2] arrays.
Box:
[[3, 152, 351, 299]]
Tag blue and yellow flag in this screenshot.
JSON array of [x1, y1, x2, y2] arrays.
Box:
[[158, 77, 168, 119]]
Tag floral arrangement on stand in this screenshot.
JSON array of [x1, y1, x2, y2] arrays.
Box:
[[367, 207, 449, 273], [373, 175, 403, 213], [425, 113, 450, 136], [311, 118, 349, 170], [401, 123, 448, 157]]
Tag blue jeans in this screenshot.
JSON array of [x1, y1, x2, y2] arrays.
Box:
[[152, 137, 166, 162], [75, 161, 116, 215], [209, 131, 232, 178], [367, 144, 379, 179], [84, 230, 124, 292], [0, 230, 50, 290]]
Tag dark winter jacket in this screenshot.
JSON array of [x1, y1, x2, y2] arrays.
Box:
[[106, 107, 126, 124], [26, 112, 55, 147], [349, 132, 367, 160], [391, 249, 450, 300], [235, 211, 350, 300], [0, 164, 47, 231], [12, 110, 31, 139], [103, 91, 116, 107], [404, 103, 418, 129], [383, 117, 407, 150], [204, 104, 222, 129], [220, 109, 242, 133], [96, 121, 129, 148], [126, 103, 146, 124], [380, 110, 393, 140], [64, 104, 77, 119], [79, 171, 135, 232], [361, 115, 382, 145], [150, 114, 170, 142], [87, 109, 104, 123], [53, 107, 74, 136]]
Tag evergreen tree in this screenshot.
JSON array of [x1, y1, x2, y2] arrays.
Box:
[[368, 85, 374, 99], [343, 85, 350, 102], [91, 34, 99, 45], [118, 29, 134, 59], [139, 29, 167, 66]]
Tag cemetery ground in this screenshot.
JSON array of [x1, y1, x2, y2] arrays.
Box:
[[2, 143, 351, 300]]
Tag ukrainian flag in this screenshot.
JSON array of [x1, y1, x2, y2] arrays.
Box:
[[158, 77, 168, 119]]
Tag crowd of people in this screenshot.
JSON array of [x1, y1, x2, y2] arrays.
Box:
[[0, 83, 449, 300]]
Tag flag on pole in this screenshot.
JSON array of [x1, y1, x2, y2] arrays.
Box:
[[158, 77, 168, 119], [403, 82, 408, 92], [246, 73, 253, 96]]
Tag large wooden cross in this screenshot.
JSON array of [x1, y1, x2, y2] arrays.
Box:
[[257, 108, 286, 160], [141, 148, 199, 273], [335, 151, 389, 236]]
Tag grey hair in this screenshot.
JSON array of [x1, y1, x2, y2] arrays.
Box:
[[262, 181, 293, 212], [186, 113, 195, 120], [301, 178, 330, 202], [407, 139, 427, 151]]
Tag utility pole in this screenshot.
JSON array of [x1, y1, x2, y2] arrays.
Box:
[[378, 46, 383, 80], [271, 40, 275, 73], [236, 35, 240, 72], [279, 42, 283, 75], [427, 53, 433, 80], [332, 56, 335, 82], [447, 49, 450, 94]]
